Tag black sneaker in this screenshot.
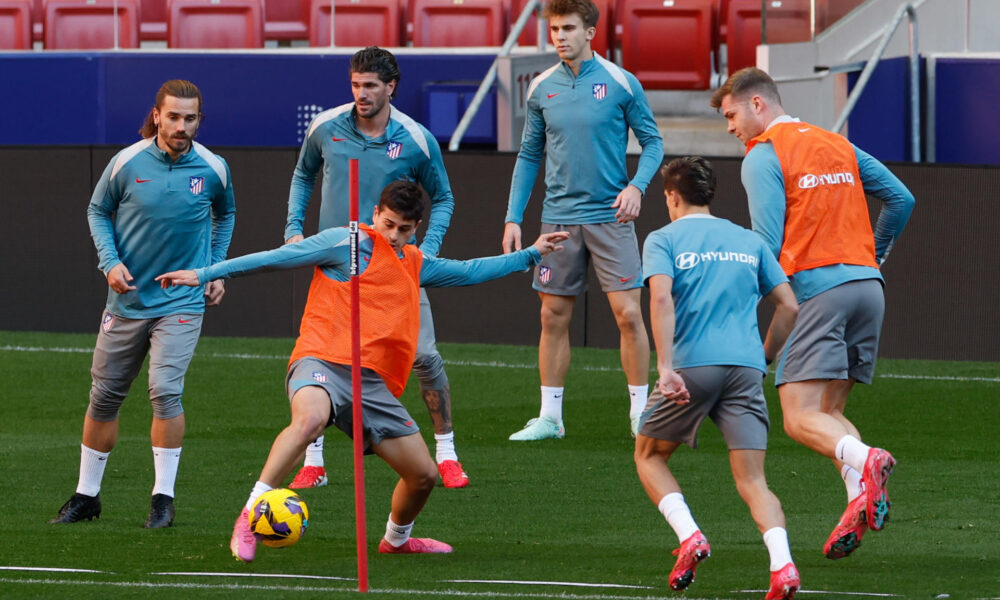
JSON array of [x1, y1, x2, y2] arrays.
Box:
[[144, 494, 175, 528], [50, 493, 101, 524]]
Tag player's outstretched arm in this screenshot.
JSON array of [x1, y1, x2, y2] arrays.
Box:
[[156, 270, 201, 288]]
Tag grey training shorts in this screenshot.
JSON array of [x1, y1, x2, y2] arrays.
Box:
[[88, 311, 203, 422], [639, 365, 770, 450], [533, 222, 643, 295], [286, 357, 420, 452], [776, 278, 885, 385]]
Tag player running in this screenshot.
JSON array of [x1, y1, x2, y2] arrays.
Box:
[[157, 181, 567, 561], [283, 46, 468, 490], [711, 68, 915, 559], [51, 79, 236, 529], [636, 157, 800, 598], [503, 0, 664, 440]]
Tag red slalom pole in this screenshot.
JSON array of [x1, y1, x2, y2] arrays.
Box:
[[348, 158, 368, 593]]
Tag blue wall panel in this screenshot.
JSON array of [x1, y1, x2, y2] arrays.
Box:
[[0, 52, 497, 147], [846, 56, 914, 162], [933, 58, 1000, 165]]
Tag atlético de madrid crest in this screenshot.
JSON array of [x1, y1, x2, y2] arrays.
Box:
[[386, 141, 402, 160], [592, 83, 607, 100], [189, 176, 204, 194]]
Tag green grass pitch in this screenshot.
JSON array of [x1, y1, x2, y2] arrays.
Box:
[[1, 330, 998, 599]]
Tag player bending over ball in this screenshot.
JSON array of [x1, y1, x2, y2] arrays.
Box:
[[635, 157, 801, 598], [157, 181, 568, 561]]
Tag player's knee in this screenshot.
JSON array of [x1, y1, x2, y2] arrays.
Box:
[[87, 384, 126, 421], [150, 393, 185, 420], [613, 302, 645, 333], [540, 304, 571, 330], [417, 464, 439, 492], [413, 351, 447, 389]]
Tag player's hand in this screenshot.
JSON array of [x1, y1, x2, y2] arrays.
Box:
[[285, 235, 304, 245], [531, 231, 570, 256], [204, 280, 225, 306], [107, 263, 137, 294], [155, 270, 201, 288], [612, 185, 642, 223], [657, 370, 690, 405], [502, 222, 522, 254]]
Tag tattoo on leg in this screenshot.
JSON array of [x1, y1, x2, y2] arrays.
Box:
[[421, 385, 452, 434]]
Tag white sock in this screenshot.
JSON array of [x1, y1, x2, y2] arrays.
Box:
[[244, 481, 273, 512], [384, 516, 414, 547], [434, 432, 458, 463], [762, 527, 793, 571], [539, 386, 564, 422], [658, 493, 700, 543], [76, 444, 110, 497], [303, 435, 325, 468], [841, 464, 864, 501], [834, 435, 871, 473], [628, 384, 649, 417], [151, 446, 182, 498]]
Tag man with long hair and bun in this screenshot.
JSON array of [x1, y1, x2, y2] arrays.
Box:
[[50, 79, 236, 529]]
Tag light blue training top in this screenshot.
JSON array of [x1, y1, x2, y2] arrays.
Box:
[[88, 138, 236, 319], [286, 103, 455, 257], [506, 54, 664, 225], [742, 117, 916, 303], [197, 227, 541, 287], [643, 214, 788, 373]]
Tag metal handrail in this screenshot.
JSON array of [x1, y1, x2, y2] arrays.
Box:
[[447, 0, 544, 151], [832, 3, 920, 161]]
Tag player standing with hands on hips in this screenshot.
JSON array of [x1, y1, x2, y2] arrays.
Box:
[[712, 67, 915, 559], [51, 79, 236, 529], [503, 0, 663, 441]]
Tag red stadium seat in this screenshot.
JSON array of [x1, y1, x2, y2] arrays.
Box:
[[617, 0, 715, 90], [140, 0, 167, 41], [510, 0, 612, 59], [310, 0, 403, 47], [726, 0, 811, 75], [0, 0, 31, 49], [265, 0, 309, 40], [410, 0, 503, 47], [44, 0, 140, 49], [167, 0, 263, 48]]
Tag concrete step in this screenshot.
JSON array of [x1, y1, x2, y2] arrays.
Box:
[[628, 115, 743, 158]]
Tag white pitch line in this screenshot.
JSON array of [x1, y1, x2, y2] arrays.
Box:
[[0, 577, 706, 600], [0, 566, 109, 574], [2, 344, 998, 383], [738, 590, 903, 598], [152, 571, 355, 581], [445, 579, 653, 589]]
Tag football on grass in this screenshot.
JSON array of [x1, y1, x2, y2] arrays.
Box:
[[249, 488, 309, 548]]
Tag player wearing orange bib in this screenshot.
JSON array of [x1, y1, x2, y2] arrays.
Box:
[[712, 68, 915, 560], [158, 181, 568, 562]]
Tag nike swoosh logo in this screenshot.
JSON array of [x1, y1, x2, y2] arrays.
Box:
[[797, 128, 811, 132], [332, 136, 347, 142], [620, 276, 634, 283], [178, 318, 192, 324], [135, 178, 151, 183], [547, 93, 561, 99]]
